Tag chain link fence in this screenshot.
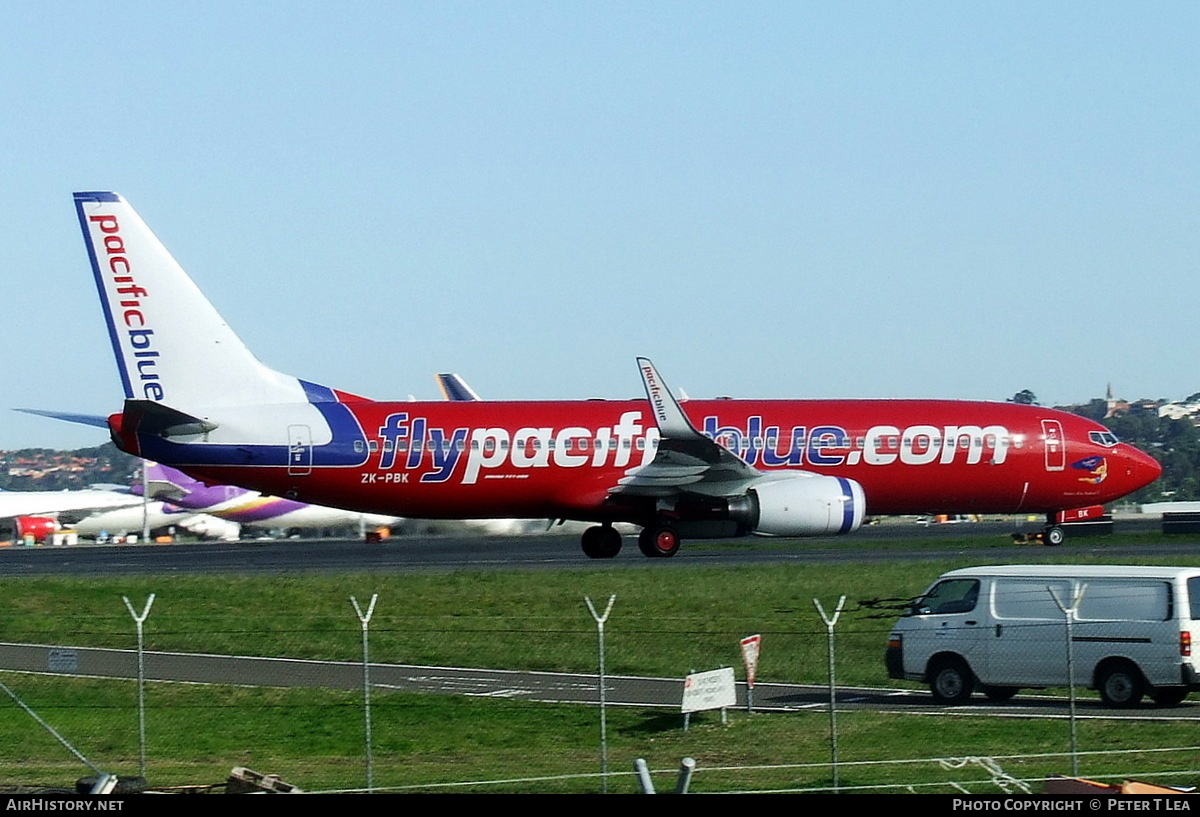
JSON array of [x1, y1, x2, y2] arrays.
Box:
[[0, 587, 1197, 793]]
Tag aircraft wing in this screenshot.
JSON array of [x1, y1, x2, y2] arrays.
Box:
[[613, 358, 760, 498], [0, 488, 144, 518]]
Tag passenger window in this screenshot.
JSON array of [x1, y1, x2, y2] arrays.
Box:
[[910, 579, 980, 616]]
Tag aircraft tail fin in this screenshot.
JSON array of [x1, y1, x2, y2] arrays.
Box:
[[74, 192, 315, 413], [436, 373, 481, 402]]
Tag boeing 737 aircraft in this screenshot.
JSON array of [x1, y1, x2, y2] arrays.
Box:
[[72, 192, 1161, 558]]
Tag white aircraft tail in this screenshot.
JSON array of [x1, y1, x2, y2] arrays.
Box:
[[74, 192, 312, 413]]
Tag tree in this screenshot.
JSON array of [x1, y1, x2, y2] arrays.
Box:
[[1008, 389, 1038, 406]]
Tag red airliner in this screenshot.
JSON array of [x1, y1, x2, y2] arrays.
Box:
[[74, 192, 1161, 558]]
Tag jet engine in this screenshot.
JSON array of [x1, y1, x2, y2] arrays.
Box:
[[181, 515, 241, 542], [727, 474, 865, 537], [14, 516, 58, 544]]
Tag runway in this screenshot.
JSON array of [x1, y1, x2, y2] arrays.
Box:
[[0, 518, 1191, 577], [2, 641, 1196, 721]]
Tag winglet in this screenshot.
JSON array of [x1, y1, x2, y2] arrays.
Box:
[[636, 357, 701, 438]]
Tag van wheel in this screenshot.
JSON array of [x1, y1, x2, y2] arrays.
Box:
[[929, 657, 974, 705], [1150, 687, 1189, 706], [1097, 661, 1145, 707], [980, 685, 1018, 703]]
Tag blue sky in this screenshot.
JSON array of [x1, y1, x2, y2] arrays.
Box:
[[1, 2, 1196, 449]]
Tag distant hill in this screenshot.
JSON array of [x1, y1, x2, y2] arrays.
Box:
[[0, 444, 140, 492]]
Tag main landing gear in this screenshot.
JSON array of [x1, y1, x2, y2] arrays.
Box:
[[580, 524, 622, 559], [580, 522, 682, 559], [637, 525, 680, 558]]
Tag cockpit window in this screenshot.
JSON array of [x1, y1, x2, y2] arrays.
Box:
[[1089, 430, 1120, 447]]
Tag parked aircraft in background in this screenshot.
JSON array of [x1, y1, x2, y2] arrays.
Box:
[[141, 462, 401, 536], [0, 486, 145, 544], [73, 501, 240, 542], [0, 486, 141, 519], [71, 192, 1162, 558]]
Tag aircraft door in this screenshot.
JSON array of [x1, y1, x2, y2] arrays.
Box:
[[288, 424, 313, 476], [1042, 419, 1066, 472]]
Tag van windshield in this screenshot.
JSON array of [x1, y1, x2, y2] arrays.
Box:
[[909, 579, 980, 616]]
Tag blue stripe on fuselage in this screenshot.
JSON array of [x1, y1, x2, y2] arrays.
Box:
[[131, 379, 369, 468]]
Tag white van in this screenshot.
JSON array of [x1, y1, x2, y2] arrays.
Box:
[[886, 565, 1200, 707]]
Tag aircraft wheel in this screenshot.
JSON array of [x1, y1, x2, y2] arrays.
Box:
[[1097, 660, 1145, 708], [581, 525, 621, 559], [1044, 526, 1065, 546], [637, 526, 680, 558]]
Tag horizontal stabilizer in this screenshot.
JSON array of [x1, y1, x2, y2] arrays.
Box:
[[15, 408, 111, 429], [142, 463, 192, 502], [124, 400, 218, 438]]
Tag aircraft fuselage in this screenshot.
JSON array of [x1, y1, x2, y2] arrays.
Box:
[[111, 396, 1159, 525]]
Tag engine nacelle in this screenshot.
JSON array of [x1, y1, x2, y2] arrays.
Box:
[[728, 474, 865, 537], [182, 515, 241, 541], [14, 516, 58, 544]]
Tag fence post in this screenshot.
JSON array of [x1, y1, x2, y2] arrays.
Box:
[[350, 594, 379, 792], [122, 593, 155, 779], [1048, 583, 1086, 777], [585, 594, 616, 793], [813, 595, 846, 793]]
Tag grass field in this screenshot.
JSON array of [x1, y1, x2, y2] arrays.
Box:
[[2, 535, 1199, 793]]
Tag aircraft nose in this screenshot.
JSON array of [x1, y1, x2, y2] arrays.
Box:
[[1122, 445, 1162, 491]]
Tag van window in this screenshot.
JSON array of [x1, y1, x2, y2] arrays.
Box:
[[1190, 578, 1200, 620], [1077, 581, 1170, 622], [993, 579, 1072, 620], [909, 579, 979, 616]]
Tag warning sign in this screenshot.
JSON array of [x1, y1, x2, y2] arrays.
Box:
[[681, 667, 736, 714], [740, 634, 761, 687]]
